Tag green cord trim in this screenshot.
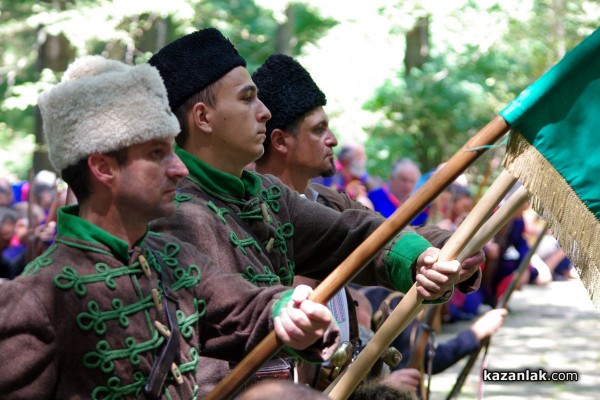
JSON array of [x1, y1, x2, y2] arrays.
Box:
[[91, 371, 146, 400], [259, 185, 282, 213], [83, 330, 164, 373], [207, 201, 230, 224], [177, 298, 207, 339], [22, 244, 57, 276], [77, 295, 155, 335], [236, 198, 264, 221], [171, 264, 201, 291], [229, 231, 262, 255], [154, 242, 180, 268], [174, 192, 192, 208], [54, 262, 141, 297], [270, 222, 294, 254], [178, 347, 200, 376], [241, 266, 281, 286], [277, 260, 295, 286]]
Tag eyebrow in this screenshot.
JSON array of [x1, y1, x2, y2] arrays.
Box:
[[239, 84, 257, 94]]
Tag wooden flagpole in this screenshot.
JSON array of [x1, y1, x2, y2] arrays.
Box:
[[446, 217, 547, 400], [205, 116, 510, 400], [325, 170, 517, 400]]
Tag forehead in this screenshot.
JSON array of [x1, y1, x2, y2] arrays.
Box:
[[218, 66, 254, 91], [301, 106, 328, 125], [124, 137, 175, 153]]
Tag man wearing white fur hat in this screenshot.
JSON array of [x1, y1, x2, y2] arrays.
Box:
[[0, 55, 338, 399]]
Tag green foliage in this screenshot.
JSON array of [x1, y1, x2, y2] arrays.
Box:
[[362, 0, 598, 182], [0, 0, 336, 179]]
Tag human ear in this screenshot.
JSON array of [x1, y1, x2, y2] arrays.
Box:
[[191, 102, 212, 134], [87, 153, 117, 187], [270, 129, 289, 155]]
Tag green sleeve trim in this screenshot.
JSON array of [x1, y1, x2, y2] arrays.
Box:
[[386, 233, 431, 293], [271, 290, 334, 363], [271, 290, 305, 361], [271, 290, 294, 320]]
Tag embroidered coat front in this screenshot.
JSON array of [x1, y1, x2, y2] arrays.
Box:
[[149, 146, 435, 396], [0, 206, 297, 400]]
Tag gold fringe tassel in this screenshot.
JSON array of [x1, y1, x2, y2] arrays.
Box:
[[503, 131, 600, 311]]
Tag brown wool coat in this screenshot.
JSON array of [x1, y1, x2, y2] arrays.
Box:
[[0, 231, 302, 399], [310, 183, 482, 293], [150, 173, 429, 397]]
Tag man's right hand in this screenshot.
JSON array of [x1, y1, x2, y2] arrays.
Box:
[[380, 368, 422, 392]]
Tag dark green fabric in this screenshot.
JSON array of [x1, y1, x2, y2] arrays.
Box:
[[174, 144, 261, 198], [57, 205, 137, 261], [500, 28, 600, 218], [386, 233, 431, 294]]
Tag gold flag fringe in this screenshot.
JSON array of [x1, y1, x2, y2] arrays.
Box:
[[503, 131, 600, 312]]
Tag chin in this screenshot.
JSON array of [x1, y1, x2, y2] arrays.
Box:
[[320, 167, 336, 178]]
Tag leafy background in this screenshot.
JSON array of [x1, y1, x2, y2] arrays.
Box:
[[1, 0, 598, 195]]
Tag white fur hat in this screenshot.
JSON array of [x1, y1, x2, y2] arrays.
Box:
[[38, 55, 180, 171]]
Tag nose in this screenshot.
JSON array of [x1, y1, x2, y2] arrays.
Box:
[[257, 99, 272, 123], [326, 129, 338, 147], [166, 153, 189, 180]]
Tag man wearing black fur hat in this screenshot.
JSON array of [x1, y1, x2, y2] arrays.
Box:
[[0, 55, 338, 399], [251, 54, 485, 388], [148, 28, 464, 395]]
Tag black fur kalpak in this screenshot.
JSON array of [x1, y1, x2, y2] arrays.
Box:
[[149, 28, 246, 111], [252, 54, 326, 145]]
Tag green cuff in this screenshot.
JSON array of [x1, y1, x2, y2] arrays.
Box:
[[386, 233, 431, 293], [271, 289, 323, 362], [272, 289, 294, 319]]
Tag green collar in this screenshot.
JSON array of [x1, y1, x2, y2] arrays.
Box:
[[175, 144, 261, 199], [57, 205, 145, 261]]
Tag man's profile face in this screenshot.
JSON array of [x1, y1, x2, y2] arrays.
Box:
[[111, 138, 188, 222], [288, 107, 338, 179], [202, 66, 272, 173]]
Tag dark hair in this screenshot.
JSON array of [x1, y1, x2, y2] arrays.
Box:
[[348, 381, 417, 400], [61, 148, 129, 204], [448, 183, 472, 202], [173, 80, 220, 148], [259, 112, 303, 161], [0, 206, 18, 226]]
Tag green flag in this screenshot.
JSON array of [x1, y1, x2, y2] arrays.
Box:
[[501, 27, 600, 310]]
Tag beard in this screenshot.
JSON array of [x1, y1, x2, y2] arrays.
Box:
[[320, 158, 336, 178]]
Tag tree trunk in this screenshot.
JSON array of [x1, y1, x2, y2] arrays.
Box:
[[34, 0, 73, 173], [275, 4, 296, 55], [404, 17, 430, 75]]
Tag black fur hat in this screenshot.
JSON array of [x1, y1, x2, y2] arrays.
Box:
[[149, 28, 246, 111], [252, 54, 326, 143]]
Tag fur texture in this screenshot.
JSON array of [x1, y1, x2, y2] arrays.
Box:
[[149, 28, 246, 111], [38, 55, 180, 171], [252, 54, 326, 144]]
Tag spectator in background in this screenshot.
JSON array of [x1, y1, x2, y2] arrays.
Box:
[[317, 142, 377, 210], [361, 286, 507, 376], [368, 158, 423, 221], [0, 207, 19, 280], [0, 178, 13, 207], [437, 184, 474, 232], [389, 159, 421, 205]]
